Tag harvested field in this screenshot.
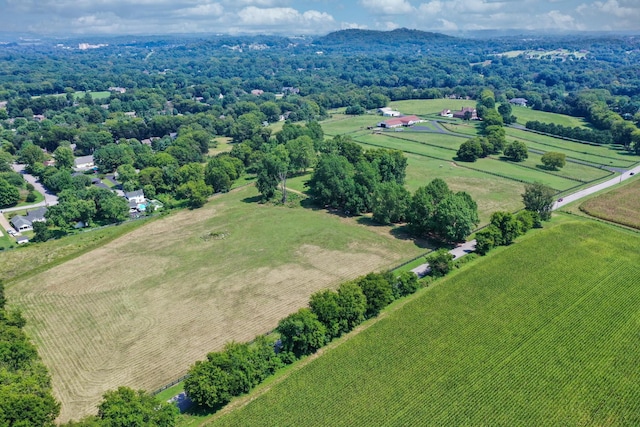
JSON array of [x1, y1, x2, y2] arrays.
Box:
[[579, 178, 640, 229], [7, 185, 424, 422]]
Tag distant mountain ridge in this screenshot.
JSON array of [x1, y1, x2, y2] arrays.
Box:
[[319, 28, 453, 44]]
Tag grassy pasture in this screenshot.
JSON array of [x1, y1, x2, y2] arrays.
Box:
[[579, 177, 640, 229], [6, 185, 424, 422], [509, 105, 590, 128], [505, 127, 639, 168], [390, 99, 477, 116], [402, 154, 524, 223], [514, 151, 612, 183], [213, 221, 640, 427], [32, 91, 111, 100], [322, 113, 382, 136], [353, 131, 579, 192]]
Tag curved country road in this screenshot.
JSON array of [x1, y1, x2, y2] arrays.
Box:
[[412, 163, 640, 277]]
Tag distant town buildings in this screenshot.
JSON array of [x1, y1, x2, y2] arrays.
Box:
[[78, 43, 108, 50]]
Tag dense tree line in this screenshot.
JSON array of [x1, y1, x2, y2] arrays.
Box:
[[525, 120, 613, 145]]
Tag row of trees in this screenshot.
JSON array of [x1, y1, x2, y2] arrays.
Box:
[[184, 270, 421, 412], [525, 120, 614, 145]]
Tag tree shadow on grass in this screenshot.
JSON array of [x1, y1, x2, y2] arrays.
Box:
[[241, 195, 263, 204], [535, 164, 558, 172], [390, 225, 437, 250]]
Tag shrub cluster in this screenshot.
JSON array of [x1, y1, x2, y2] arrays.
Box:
[[475, 210, 537, 255]]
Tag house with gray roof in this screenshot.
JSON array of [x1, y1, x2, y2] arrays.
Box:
[[74, 155, 95, 171], [10, 215, 32, 232], [509, 98, 528, 107], [10, 207, 48, 232]]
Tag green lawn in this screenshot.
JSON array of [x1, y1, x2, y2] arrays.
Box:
[[212, 220, 640, 427], [508, 105, 590, 128], [513, 151, 612, 183], [390, 99, 477, 116], [322, 113, 382, 136]]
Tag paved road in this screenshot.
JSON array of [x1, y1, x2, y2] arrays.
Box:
[[553, 165, 640, 210], [411, 239, 477, 277], [4, 163, 59, 213]]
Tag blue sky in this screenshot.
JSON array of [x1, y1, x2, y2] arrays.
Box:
[[0, 0, 639, 35]]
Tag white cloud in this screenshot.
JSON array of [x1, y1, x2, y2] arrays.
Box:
[[594, 0, 638, 18], [237, 6, 334, 27], [418, 1, 443, 15], [341, 22, 369, 30], [175, 3, 224, 17], [360, 0, 415, 15]]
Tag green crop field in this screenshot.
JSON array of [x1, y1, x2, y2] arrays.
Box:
[[6, 185, 425, 422], [579, 178, 640, 229], [212, 221, 640, 427]]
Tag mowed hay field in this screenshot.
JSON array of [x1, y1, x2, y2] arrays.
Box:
[[6, 185, 425, 422], [580, 178, 640, 229], [213, 221, 640, 427]]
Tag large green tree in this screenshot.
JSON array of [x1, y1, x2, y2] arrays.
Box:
[[541, 152, 566, 170], [372, 181, 410, 224], [504, 140, 528, 162], [522, 182, 555, 221], [97, 387, 178, 427], [277, 308, 326, 359], [0, 177, 19, 208], [431, 192, 479, 243], [356, 273, 394, 318]]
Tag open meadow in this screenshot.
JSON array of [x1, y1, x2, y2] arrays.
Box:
[[6, 185, 425, 422], [509, 105, 590, 128], [579, 177, 640, 229], [212, 220, 640, 426]]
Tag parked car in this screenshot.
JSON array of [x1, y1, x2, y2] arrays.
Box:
[[557, 198, 564, 203], [6, 229, 16, 236]]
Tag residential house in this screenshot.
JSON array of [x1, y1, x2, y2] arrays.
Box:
[[251, 89, 264, 96], [26, 207, 47, 223], [124, 111, 136, 118], [74, 155, 95, 171], [16, 236, 29, 244], [509, 98, 528, 107], [452, 107, 478, 120], [440, 109, 453, 117], [282, 87, 300, 95], [125, 189, 145, 204], [10, 216, 32, 232], [10, 207, 47, 232]]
